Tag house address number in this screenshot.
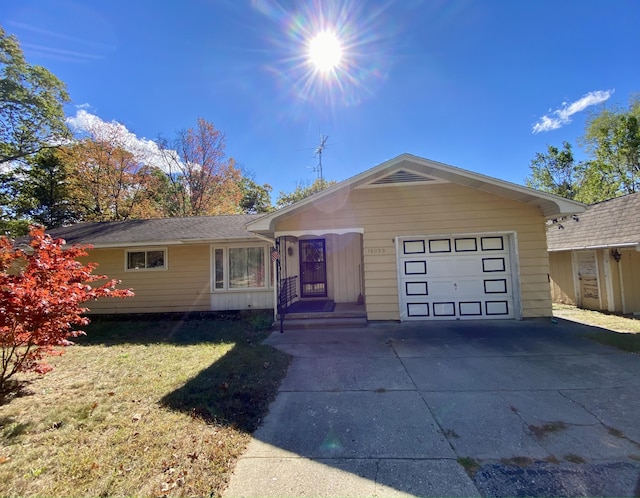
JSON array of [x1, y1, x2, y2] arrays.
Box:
[[366, 247, 386, 255]]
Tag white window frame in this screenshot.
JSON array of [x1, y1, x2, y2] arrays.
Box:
[[125, 247, 168, 272], [211, 244, 271, 292]]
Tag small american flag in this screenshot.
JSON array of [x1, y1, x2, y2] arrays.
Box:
[[271, 249, 280, 262]]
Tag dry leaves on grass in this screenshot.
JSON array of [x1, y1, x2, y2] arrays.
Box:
[[0, 316, 290, 498]]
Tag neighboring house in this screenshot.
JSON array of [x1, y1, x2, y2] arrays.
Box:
[[547, 192, 640, 315], [48, 153, 584, 321]]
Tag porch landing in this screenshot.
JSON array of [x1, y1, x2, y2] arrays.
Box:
[[278, 302, 367, 330]]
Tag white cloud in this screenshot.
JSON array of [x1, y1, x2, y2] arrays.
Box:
[[66, 110, 169, 169], [532, 89, 614, 134]]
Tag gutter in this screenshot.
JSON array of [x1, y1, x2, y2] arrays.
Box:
[[548, 242, 640, 252], [62, 236, 264, 249]]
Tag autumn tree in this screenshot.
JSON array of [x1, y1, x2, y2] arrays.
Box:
[[0, 226, 133, 391], [64, 122, 158, 221], [0, 26, 70, 164], [275, 178, 336, 208], [157, 118, 241, 216]]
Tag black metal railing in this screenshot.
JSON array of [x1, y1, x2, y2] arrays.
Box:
[[278, 275, 298, 333]]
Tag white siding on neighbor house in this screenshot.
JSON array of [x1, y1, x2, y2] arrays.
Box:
[[275, 183, 552, 320]]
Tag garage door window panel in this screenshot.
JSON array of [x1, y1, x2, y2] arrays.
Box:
[[403, 240, 426, 254], [459, 301, 482, 316], [486, 301, 509, 315], [407, 303, 430, 317], [429, 239, 451, 253], [482, 257, 506, 272], [406, 281, 428, 295], [405, 261, 427, 274], [433, 302, 456, 316], [484, 279, 508, 294], [454, 238, 478, 252], [481, 236, 504, 251]]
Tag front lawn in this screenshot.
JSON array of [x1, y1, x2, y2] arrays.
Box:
[[0, 313, 290, 497], [553, 304, 640, 352]]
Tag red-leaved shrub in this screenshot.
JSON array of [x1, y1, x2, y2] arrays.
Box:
[[0, 226, 133, 390]]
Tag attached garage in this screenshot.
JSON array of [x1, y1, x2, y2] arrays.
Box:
[[398, 233, 517, 320], [247, 154, 586, 322]]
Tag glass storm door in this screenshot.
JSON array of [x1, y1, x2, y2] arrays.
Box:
[[299, 239, 327, 298]]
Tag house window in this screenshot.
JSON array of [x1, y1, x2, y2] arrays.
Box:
[[229, 247, 265, 288], [213, 246, 268, 290], [126, 249, 166, 270], [214, 248, 224, 289]]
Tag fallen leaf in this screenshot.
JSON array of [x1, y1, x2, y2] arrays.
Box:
[[0, 456, 10, 464]]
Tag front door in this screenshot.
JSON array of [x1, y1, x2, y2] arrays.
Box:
[[299, 239, 327, 298]]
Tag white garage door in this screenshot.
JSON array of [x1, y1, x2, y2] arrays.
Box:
[[398, 234, 515, 320]]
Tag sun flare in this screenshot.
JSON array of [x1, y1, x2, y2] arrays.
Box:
[[308, 31, 343, 72]]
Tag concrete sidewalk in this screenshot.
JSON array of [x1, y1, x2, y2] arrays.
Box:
[[224, 319, 640, 497]]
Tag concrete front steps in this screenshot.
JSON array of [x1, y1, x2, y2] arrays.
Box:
[[277, 303, 368, 331]]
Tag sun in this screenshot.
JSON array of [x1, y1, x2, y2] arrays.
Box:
[[308, 31, 343, 72]]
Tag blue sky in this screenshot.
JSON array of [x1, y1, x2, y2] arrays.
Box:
[[2, 0, 638, 199]]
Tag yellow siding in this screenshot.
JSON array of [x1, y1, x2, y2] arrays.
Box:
[[549, 251, 576, 305], [609, 251, 623, 312], [276, 183, 552, 320], [621, 249, 640, 314], [325, 233, 362, 302], [82, 245, 211, 314]]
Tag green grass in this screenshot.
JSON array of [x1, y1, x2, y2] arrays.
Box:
[[457, 456, 481, 477], [0, 312, 291, 497], [583, 331, 640, 353], [553, 304, 640, 352]]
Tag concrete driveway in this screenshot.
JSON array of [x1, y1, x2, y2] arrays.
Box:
[[224, 319, 640, 497]]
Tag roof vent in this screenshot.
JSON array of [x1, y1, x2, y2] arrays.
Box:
[[370, 169, 438, 185]]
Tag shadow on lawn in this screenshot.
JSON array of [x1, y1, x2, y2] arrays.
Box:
[[76, 311, 274, 347], [76, 312, 291, 433], [160, 339, 290, 432]]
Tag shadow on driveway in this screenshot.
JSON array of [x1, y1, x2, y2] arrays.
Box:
[[224, 318, 640, 497]]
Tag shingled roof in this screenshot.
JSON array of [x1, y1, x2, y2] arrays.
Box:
[[547, 192, 640, 251], [46, 214, 265, 248]]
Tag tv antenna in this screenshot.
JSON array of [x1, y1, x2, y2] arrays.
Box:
[[313, 134, 329, 184]]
